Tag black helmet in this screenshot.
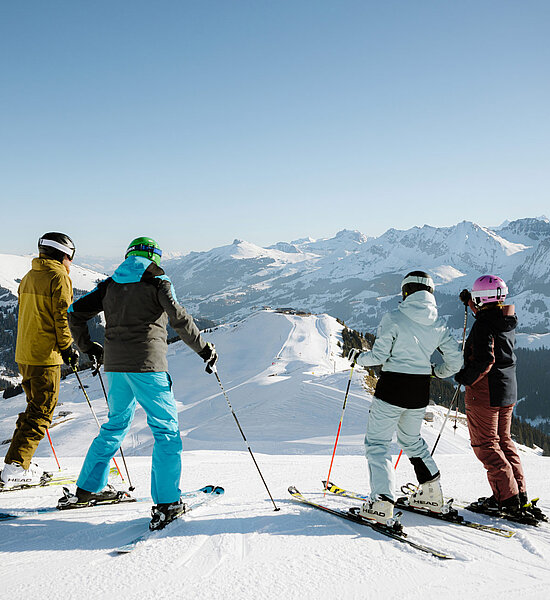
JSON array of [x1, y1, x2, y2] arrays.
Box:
[[38, 232, 76, 262], [401, 270, 434, 299]]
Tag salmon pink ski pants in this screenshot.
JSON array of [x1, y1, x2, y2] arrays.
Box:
[[465, 388, 526, 503]]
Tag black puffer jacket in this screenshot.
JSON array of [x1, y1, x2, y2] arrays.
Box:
[[68, 256, 206, 372], [455, 304, 517, 407]]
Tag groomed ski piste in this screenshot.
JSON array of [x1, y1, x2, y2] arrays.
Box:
[[1, 310, 549, 600]]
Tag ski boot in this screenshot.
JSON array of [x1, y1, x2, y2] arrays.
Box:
[[358, 495, 396, 527], [0, 462, 52, 489], [57, 484, 121, 509], [408, 474, 449, 514], [466, 495, 501, 516], [149, 498, 187, 531]]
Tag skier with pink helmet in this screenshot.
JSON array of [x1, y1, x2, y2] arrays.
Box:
[[455, 275, 541, 522]]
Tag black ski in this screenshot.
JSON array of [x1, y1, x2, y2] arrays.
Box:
[[322, 481, 514, 538], [289, 486, 453, 560]]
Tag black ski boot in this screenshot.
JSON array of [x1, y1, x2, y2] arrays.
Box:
[[57, 484, 123, 509], [149, 499, 186, 531], [468, 495, 499, 514]]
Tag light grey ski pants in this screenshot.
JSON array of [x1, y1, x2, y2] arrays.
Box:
[[365, 396, 438, 501]]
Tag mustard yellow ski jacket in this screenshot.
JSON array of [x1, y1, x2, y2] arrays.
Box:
[[15, 257, 73, 365]]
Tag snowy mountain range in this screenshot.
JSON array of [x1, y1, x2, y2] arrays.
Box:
[[1, 217, 549, 349], [161, 217, 550, 337]]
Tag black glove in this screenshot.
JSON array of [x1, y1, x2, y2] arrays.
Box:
[[198, 342, 218, 374], [431, 364, 437, 378], [454, 370, 467, 385], [87, 342, 104, 366], [459, 289, 472, 306], [347, 348, 361, 363], [61, 345, 80, 367]]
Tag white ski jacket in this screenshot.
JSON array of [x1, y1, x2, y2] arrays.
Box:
[[356, 291, 462, 378]]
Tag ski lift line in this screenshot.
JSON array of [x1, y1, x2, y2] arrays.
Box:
[[183, 375, 262, 409], [305, 380, 368, 402]]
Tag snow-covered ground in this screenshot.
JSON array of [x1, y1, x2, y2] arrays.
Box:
[[1, 311, 549, 599]]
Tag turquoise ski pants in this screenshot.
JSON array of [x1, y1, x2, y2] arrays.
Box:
[[365, 396, 438, 501], [77, 371, 182, 504]]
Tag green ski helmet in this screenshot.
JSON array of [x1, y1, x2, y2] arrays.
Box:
[[125, 237, 162, 266]]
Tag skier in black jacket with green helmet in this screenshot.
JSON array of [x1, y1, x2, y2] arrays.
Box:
[[63, 237, 217, 530]]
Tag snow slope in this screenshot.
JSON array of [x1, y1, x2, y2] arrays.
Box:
[[1, 311, 550, 600]]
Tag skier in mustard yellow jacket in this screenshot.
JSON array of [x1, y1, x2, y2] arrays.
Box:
[[1, 233, 79, 489]]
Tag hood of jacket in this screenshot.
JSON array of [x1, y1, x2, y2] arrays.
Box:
[[475, 304, 517, 333], [31, 256, 67, 275], [398, 290, 439, 326], [112, 256, 165, 284]]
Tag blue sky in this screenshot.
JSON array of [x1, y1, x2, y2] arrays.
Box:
[[1, 1, 549, 258]]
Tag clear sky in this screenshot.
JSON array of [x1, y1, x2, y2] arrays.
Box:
[[1, 1, 549, 258]]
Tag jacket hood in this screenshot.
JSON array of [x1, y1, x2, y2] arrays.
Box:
[[112, 256, 165, 284], [31, 257, 67, 274], [476, 304, 517, 333], [398, 290, 438, 325]]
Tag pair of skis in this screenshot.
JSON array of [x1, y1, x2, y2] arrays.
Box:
[[289, 480, 522, 560], [289, 486, 453, 560], [325, 481, 515, 538]]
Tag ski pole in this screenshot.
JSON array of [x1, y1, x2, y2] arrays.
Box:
[[212, 366, 280, 511], [394, 449, 403, 470], [431, 306, 468, 456], [324, 360, 356, 496], [45, 429, 61, 470], [96, 369, 135, 491], [72, 367, 125, 483]]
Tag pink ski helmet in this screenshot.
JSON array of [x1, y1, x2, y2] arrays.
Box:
[[471, 275, 508, 306]]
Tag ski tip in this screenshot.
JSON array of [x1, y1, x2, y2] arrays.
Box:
[[0, 513, 18, 521]]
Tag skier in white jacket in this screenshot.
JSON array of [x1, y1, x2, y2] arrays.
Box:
[[348, 271, 462, 526]]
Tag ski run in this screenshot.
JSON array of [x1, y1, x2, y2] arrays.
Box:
[[1, 311, 550, 599]]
